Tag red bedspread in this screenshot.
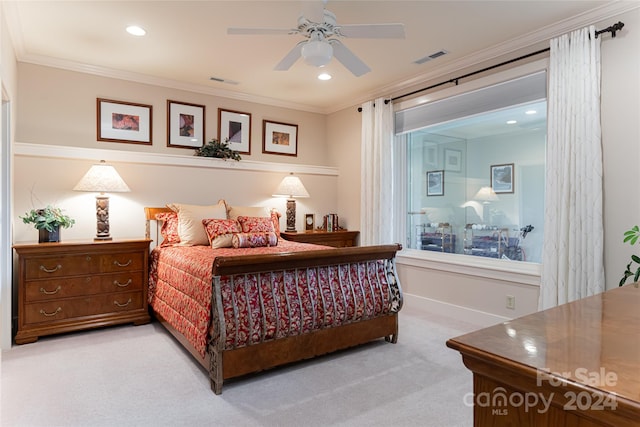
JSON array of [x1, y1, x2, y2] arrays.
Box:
[[149, 240, 399, 358]]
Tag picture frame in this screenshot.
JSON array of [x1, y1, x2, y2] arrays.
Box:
[[263, 120, 298, 156], [427, 170, 445, 196], [97, 98, 152, 145], [167, 100, 205, 148], [491, 163, 514, 194], [305, 214, 315, 231], [444, 148, 462, 172], [218, 108, 251, 154]]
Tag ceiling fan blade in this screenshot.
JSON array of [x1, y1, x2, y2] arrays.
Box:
[[227, 27, 296, 36], [274, 42, 304, 71], [330, 40, 371, 77], [338, 23, 405, 39]]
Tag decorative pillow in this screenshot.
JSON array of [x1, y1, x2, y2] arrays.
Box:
[[236, 216, 276, 233], [228, 205, 281, 234], [202, 218, 240, 248], [232, 232, 278, 248], [155, 212, 180, 246], [270, 209, 281, 236], [168, 200, 227, 246]]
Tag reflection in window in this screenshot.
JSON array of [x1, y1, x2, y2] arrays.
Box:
[[401, 87, 546, 263]]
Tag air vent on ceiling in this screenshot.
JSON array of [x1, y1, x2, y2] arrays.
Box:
[[209, 76, 239, 85], [414, 49, 449, 65]]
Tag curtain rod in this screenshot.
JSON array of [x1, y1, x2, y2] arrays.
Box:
[[357, 21, 624, 112]]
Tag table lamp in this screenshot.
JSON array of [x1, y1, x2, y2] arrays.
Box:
[[74, 160, 130, 240], [273, 173, 309, 232], [473, 186, 499, 224]]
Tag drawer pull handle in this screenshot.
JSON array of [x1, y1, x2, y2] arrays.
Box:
[[40, 286, 62, 295], [40, 264, 62, 273], [114, 279, 132, 288], [40, 307, 62, 317], [114, 298, 132, 308], [113, 259, 132, 268]]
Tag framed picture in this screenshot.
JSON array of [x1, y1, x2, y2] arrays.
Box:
[[305, 214, 315, 231], [263, 120, 298, 156], [444, 148, 462, 172], [218, 108, 251, 154], [427, 170, 445, 196], [491, 163, 514, 194], [97, 98, 152, 145], [167, 100, 205, 148]]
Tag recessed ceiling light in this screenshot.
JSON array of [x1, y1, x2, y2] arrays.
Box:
[[126, 25, 146, 36], [318, 73, 332, 81], [506, 120, 517, 124], [525, 110, 537, 115]]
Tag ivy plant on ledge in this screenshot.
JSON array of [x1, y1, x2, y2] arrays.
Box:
[[194, 138, 241, 161]]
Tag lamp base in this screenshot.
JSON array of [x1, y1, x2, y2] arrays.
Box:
[[95, 195, 112, 241], [285, 198, 297, 232]]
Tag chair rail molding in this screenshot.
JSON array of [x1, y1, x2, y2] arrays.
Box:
[[14, 142, 338, 176]]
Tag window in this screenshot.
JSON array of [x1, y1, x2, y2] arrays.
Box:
[[395, 70, 546, 263]]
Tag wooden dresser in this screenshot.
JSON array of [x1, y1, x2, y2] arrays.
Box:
[[280, 230, 360, 247], [13, 239, 151, 344], [446, 284, 640, 427]]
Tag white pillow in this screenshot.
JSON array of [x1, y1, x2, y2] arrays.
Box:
[[168, 200, 227, 246], [227, 205, 272, 220]]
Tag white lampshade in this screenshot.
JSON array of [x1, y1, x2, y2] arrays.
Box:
[[272, 173, 310, 199], [473, 186, 499, 202], [301, 40, 333, 67], [73, 160, 130, 193]]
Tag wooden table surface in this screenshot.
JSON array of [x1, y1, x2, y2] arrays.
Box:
[[447, 284, 640, 426]]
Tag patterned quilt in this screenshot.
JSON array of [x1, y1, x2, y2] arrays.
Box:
[[149, 240, 401, 358]]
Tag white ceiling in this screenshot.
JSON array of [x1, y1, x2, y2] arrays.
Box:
[[3, 1, 627, 114]]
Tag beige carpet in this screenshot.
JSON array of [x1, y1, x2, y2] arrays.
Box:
[[1, 306, 481, 427]]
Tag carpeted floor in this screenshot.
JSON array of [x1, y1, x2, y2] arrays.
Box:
[[1, 306, 482, 427]]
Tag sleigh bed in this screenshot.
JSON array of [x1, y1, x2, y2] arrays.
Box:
[[145, 206, 403, 394]]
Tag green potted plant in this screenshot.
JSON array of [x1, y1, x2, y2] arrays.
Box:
[[194, 138, 241, 161], [620, 225, 640, 287], [20, 205, 75, 243]]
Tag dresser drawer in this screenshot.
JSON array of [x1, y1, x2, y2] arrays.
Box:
[[24, 254, 98, 279], [24, 251, 144, 279], [100, 251, 145, 273], [23, 291, 144, 325], [25, 271, 144, 302]]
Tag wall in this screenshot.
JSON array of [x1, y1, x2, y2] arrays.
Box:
[[13, 64, 346, 244], [328, 8, 640, 325]]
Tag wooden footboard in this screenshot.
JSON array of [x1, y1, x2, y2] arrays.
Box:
[[208, 245, 403, 394], [145, 207, 403, 394]]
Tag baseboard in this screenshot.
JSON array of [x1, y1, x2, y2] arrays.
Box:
[[403, 293, 510, 327]]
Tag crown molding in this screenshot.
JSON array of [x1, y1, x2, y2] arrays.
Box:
[[13, 142, 338, 176]]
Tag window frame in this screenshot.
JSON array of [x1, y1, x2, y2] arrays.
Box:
[[393, 59, 548, 281]]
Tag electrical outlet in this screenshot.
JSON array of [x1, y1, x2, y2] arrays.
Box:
[[506, 295, 516, 310]]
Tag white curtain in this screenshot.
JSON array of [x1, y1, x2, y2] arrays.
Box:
[[540, 25, 605, 310], [360, 97, 394, 245]]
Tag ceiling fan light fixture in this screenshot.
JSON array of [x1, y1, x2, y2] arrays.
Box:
[[301, 40, 333, 67]]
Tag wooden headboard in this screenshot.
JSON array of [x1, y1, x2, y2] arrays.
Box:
[[144, 206, 172, 240]]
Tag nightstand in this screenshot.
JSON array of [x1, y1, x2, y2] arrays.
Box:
[[13, 239, 151, 344], [280, 230, 360, 248]]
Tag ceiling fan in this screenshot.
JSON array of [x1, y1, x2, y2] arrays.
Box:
[[227, 1, 405, 77]]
